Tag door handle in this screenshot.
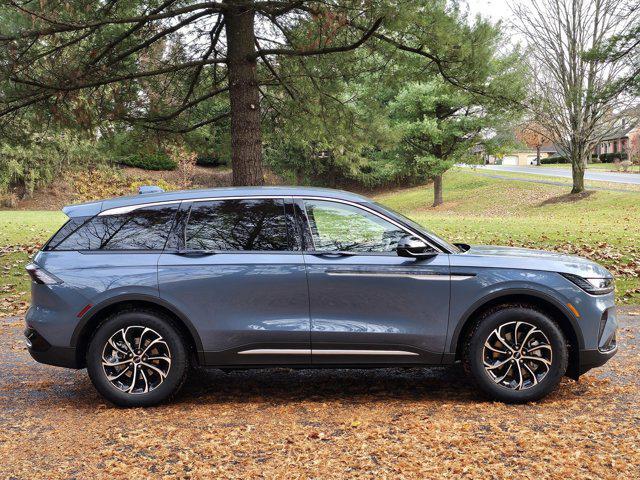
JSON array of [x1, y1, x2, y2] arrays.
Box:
[[174, 249, 217, 257], [308, 251, 358, 258]]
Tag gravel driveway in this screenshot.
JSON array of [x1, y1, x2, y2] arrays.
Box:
[[1, 311, 638, 479]]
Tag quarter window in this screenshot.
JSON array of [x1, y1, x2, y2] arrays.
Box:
[[50, 204, 178, 251], [303, 200, 406, 253], [185, 199, 289, 251]]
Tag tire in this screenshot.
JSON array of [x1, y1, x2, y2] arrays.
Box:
[[86, 309, 189, 407], [463, 305, 568, 403]]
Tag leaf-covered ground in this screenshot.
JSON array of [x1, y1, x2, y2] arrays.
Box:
[[0, 310, 638, 479]]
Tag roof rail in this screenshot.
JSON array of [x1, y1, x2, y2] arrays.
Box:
[[138, 185, 165, 195]]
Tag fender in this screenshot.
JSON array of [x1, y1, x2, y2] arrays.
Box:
[[448, 288, 585, 353], [70, 293, 204, 353]]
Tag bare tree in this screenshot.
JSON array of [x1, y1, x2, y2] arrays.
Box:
[[513, 0, 639, 193]]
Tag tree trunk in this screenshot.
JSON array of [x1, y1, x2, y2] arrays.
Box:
[[571, 152, 585, 193], [536, 145, 541, 165], [225, 5, 264, 186], [432, 174, 443, 206]]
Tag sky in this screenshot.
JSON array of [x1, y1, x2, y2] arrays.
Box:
[[466, 0, 513, 22]]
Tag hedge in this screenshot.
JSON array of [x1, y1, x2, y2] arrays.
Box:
[[599, 152, 628, 163], [540, 155, 569, 164], [120, 152, 177, 170]]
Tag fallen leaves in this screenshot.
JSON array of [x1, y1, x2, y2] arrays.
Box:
[[0, 313, 639, 479]]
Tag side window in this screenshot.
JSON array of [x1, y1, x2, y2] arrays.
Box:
[[52, 204, 178, 251], [303, 200, 407, 253], [44, 217, 91, 250], [185, 199, 289, 251]]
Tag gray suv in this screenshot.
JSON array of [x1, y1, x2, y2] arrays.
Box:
[[25, 186, 617, 406]]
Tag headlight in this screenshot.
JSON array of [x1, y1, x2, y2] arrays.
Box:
[[561, 273, 614, 295]]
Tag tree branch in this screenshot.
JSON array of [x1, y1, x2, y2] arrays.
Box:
[[0, 2, 225, 41], [249, 17, 383, 59], [10, 58, 228, 92]]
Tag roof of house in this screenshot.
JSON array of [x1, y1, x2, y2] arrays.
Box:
[[62, 186, 372, 218], [599, 125, 639, 141], [539, 144, 559, 153]]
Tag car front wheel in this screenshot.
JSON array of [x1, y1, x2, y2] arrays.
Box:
[[464, 305, 568, 403], [87, 309, 189, 407]]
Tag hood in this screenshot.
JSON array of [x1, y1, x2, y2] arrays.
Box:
[[463, 245, 612, 278]]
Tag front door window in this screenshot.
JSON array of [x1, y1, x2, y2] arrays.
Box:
[[303, 200, 407, 253]]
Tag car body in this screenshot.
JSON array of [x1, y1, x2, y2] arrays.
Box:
[[25, 186, 618, 406]]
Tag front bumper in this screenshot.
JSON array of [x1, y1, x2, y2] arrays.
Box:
[[576, 305, 618, 375], [24, 327, 80, 369], [578, 346, 618, 375]]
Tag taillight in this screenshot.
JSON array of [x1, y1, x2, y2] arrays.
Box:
[[25, 263, 62, 285]]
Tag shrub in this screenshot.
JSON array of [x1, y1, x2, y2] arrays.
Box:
[[195, 155, 226, 167], [599, 152, 628, 163], [119, 151, 177, 170], [540, 155, 569, 164], [0, 133, 101, 197]]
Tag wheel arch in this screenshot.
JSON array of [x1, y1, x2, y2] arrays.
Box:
[[71, 294, 204, 368], [450, 290, 583, 377]]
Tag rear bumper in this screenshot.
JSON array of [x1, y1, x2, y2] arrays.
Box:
[[24, 327, 80, 369]]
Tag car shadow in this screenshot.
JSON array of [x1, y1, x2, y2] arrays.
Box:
[[174, 365, 480, 405]]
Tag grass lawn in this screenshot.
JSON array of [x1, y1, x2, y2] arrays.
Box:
[[1, 170, 639, 315], [538, 162, 640, 173], [474, 166, 640, 192]]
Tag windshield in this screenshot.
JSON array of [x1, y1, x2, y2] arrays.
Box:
[[371, 202, 460, 253]]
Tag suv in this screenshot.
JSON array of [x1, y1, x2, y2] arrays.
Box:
[[25, 187, 617, 406]]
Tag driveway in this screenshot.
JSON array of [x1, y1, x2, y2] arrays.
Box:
[[1, 311, 639, 478], [478, 165, 640, 185]]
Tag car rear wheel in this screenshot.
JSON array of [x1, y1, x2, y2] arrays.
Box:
[[87, 309, 189, 407], [464, 305, 568, 403]]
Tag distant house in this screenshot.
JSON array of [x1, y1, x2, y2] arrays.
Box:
[[485, 144, 560, 166], [593, 118, 640, 158]]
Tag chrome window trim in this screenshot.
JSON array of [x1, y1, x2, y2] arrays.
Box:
[[97, 194, 444, 253], [98, 200, 182, 216]]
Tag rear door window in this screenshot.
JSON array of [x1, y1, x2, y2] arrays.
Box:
[[49, 204, 179, 251], [185, 199, 290, 251]]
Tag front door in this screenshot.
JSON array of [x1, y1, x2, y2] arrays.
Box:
[[297, 199, 451, 365], [158, 197, 310, 366]]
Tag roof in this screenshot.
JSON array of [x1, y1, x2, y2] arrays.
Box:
[[62, 186, 373, 217], [599, 125, 638, 141], [539, 144, 559, 153]]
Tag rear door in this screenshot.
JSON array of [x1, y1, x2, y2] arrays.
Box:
[[297, 198, 451, 365], [158, 197, 310, 366]]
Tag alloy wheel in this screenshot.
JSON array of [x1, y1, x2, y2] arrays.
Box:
[[482, 321, 553, 390], [101, 326, 172, 394]]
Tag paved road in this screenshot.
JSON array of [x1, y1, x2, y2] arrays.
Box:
[[478, 164, 640, 185]]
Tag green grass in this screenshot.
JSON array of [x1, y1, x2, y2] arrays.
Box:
[[538, 162, 640, 173], [0, 211, 66, 314], [0, 172, 638, 313], [476, 167, 640, 192], [538, 163, 608, 170], [0, 211, 67, 247]]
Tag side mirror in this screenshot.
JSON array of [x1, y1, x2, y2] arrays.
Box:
[[396, 235, 437, 258]]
